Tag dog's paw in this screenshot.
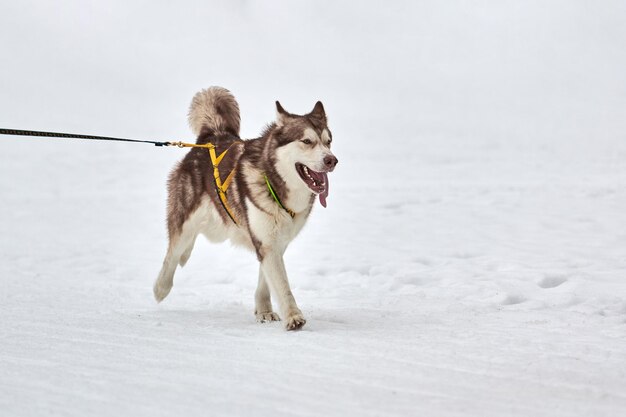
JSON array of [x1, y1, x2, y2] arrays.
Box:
[[256, 311, 281, 323], [153, 282, 172, 303], [285, 312, 306, 331]]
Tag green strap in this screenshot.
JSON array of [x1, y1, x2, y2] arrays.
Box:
[[263, 174, 295, 218]]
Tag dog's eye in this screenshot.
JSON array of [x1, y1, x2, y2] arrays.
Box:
[[302, 139, 312, 145]]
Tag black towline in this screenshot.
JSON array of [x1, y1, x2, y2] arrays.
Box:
[[0, 128, 172, 147]]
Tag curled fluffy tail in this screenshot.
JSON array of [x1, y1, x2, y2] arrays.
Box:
[[188, 86, 240, 137]]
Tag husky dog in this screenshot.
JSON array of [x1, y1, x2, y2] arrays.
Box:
[[153, 87, 338, 330]]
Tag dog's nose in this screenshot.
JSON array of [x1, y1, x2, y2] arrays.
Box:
[[324, 155, 338, 171]]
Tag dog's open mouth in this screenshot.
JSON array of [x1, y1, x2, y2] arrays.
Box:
[[295, 163, 330, 207]]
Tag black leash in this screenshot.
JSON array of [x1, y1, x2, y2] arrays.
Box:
[[0, 128, 172, 147]]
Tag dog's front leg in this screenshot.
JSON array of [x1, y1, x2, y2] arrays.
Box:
[[260, 251, 306, 330], [254, 268, 280, 323]]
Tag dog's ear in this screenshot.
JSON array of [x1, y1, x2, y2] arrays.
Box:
[[310, 101, 326, 123], [276, 101, 291, 126]]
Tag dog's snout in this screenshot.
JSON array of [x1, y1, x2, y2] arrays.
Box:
[[324, 154, 338, 170]]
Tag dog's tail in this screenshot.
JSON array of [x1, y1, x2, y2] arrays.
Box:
[[188, 86, 240, 137]]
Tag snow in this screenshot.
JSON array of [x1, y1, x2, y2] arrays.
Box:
[[1, 1, 626, 416]]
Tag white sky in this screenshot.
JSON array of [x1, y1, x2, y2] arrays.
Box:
[[1, 1, 625, 147]]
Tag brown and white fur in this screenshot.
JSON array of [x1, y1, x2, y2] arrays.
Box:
[[153, 87, 337, 330]]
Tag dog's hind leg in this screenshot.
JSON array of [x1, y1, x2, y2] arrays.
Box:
[[254, 268, 280, 322], [153, 215, 200, 302], [178, 235, 198, 267], [154, 248, 178, 302]]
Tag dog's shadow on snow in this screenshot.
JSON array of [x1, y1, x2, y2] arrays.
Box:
[[132, 304, 389, 334]]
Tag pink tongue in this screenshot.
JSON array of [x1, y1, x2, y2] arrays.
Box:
[[319, 172, 329, 208]]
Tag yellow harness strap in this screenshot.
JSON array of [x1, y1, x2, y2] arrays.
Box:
[[172, 141, 239, 224]]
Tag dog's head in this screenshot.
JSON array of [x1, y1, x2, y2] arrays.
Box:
[[272, 101, 338, 207]]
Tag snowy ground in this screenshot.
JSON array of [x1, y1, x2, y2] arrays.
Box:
[[1, 1, 626, 416]]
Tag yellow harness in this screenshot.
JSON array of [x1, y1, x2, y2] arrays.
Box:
[[171, 141, 296, 224], [172, 141, 239, 224]]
